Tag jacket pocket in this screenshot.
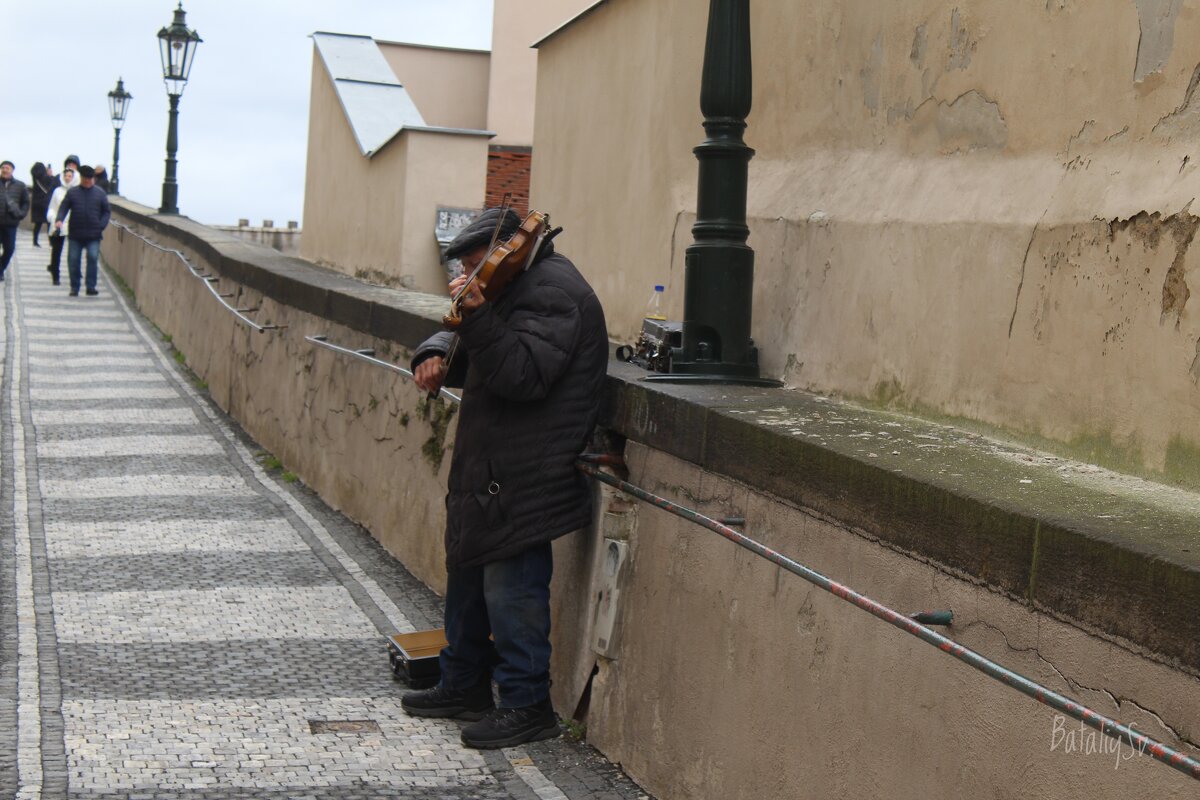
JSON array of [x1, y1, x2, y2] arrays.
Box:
[[471, 458, 511, 530]]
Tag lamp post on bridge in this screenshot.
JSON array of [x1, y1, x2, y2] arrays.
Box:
[[157, 2, 201, 215], [107, 78, 132, 195]]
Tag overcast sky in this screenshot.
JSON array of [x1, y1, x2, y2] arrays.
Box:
[[2, 0, 493, 226]]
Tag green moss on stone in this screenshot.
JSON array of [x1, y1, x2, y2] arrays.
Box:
[[871, 377, 905, 407], [1164, 436, 1200, 488], [419, 398, 458, 472]]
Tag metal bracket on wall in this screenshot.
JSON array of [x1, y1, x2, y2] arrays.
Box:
[[110, 221, 285, 333]]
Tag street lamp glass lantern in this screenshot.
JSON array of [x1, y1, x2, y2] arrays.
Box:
[[108, 78, 132, 130], [157, 2, 201, 96]]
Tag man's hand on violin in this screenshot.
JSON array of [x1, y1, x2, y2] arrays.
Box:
[[414, 356, 445, 394], [449, 274, 486, 314]]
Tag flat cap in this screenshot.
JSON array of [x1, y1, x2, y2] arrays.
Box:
[[445, 207, 522, 261]]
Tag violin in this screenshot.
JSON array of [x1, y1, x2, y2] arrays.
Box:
[[428, 205, 561, 395], [443, 208, 557, 330]]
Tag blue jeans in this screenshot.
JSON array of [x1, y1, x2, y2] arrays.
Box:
[[0, 225, 16, 274], [67, 238, 100, 292], [439, 542, 553, 708]]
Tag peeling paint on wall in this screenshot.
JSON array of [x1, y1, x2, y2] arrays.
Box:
[[912, 90, 1009, 152], [1134, 0, 1185, 82], [910, 23, 928, 68], [948, 8, 976, 71], [862, 34, 884, 114], [1109, 207, 1200, 328], [1154, 63, 1200, 139]]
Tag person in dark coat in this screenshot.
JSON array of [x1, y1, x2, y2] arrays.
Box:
[[401, 207, 609, 750], [0, 160, 31, 281], [93, 165, 111, 194], [29, 162, 54, 247], [54, 165, 111, 296]]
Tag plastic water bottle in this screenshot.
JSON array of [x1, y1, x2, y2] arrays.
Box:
[[645, 285, 666, 320]]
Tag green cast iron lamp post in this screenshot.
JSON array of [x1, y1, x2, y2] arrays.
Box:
[[107, 78, 132, 196], [157, 2, 201, 215], [647, 0, 779, 386]]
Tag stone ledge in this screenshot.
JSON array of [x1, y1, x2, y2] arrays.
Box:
[[603, 362, 1200, 673], [112, 198, 448, 347], [111, 198, 1200, 673]]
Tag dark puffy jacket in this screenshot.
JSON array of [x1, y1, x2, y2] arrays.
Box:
[[412, 251, 609, 569], [29, 163, 52, 214], [0, 178, 30, 227], [56, 185, 111, 241]]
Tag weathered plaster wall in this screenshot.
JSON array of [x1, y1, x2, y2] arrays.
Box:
[[533, 0, 1200, 480], [301, 46, 489, 295]]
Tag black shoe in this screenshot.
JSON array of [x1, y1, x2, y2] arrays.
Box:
[[51, 277, 59, 286], [85, 288, 99, 296], [402, 681, 494, 721], [460, 699, 560, 750], [69, 289, 78, 296]]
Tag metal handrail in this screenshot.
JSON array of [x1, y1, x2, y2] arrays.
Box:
[[575, 458, 1200, 783], [305, 335, 462, 404], [110, 221, 283, 333]]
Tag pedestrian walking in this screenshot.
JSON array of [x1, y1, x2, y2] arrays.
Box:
[[402, 207, 608, 749], [54, 165, 110, 296], [94, 165, 111, 193], [29, 162, 54, 247], [45, 165, 79, 286], [0, 160, 31, 281]]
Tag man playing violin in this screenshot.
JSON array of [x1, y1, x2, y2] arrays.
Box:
[[403, 207, 609, 749]]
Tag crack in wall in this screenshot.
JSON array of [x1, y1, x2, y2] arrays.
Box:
[[1008, 204, 1054, 338], [960, 619, 1200, 749], [1154, 63, 1200, 139]]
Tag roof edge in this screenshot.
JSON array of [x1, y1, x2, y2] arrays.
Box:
[[533, 0, 609, 49]]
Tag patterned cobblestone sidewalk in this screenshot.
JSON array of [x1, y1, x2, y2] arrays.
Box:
[[0, 230, 651, 800]]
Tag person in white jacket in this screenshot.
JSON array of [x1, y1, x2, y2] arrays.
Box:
[[45, 166, 78, 286]]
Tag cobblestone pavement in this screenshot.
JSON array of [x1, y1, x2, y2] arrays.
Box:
[[0, 230, 652, 800]]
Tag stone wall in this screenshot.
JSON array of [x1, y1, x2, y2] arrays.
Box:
[[103, 199, 1200, 799]]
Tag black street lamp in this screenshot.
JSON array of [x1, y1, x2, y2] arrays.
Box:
[[647, 0, 777, 386], [107, 78, 132, 195], [156, 2, 201, 215]]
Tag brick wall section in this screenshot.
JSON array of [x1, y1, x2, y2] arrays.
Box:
[[485, 147, 532, 215]]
